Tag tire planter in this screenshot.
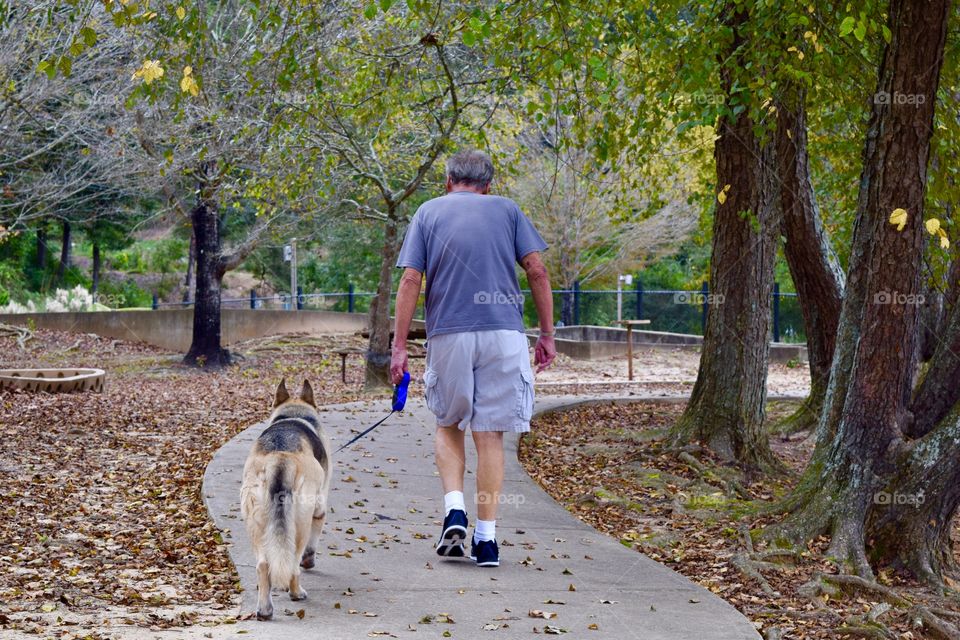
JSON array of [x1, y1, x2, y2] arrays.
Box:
[[0, 368, 105, 393]]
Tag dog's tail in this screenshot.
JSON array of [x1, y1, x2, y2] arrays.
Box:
[[263, 457, 300, 587]]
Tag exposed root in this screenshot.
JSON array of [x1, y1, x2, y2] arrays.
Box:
[[676, 450, 751, 499], [910, 605, 960, 640], [818, 574, 909, 607], [0, 323, 33, 350]]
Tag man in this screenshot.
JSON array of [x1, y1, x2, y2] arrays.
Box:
[[390, 149, 556, 568]]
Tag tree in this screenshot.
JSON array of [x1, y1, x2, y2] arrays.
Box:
[[773, 87, 845, 435], [774, 0, 954, 582], [285, 4, 509, 387], [667, 4, 781, 472]]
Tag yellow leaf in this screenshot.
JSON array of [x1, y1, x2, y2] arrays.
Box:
[[183, 65, 193, 76], [889, 208, 908, 232], [132, 60, 164, 85], [717, 190, 727, 205], [723, 184, 731, 192], [940, 234, 950, 249], [176, 6, 186, 20], [40, 603, 56, 613], [925, 218, 940, 235]]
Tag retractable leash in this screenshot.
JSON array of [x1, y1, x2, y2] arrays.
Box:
[[335, 371, 410, 454]]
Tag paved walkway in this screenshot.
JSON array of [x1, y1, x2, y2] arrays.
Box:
[[202, 397, 761, 639]]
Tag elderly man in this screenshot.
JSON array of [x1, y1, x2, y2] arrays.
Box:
[[390, 149, 556, 568]]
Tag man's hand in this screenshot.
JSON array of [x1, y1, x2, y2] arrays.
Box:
[[534, 335, 556, 373], [390, 346, 409, 385]]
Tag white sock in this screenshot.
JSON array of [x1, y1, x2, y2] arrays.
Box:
[[444, 491, 466, 516], [474, 519, 496, 542]]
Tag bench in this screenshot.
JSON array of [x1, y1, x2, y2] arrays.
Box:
[[333, 342, 427, 384]]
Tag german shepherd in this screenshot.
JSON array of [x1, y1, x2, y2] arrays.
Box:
[[240, 379, 331, 621]]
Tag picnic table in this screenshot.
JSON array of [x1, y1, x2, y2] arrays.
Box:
[[616, 319, 651, 381]]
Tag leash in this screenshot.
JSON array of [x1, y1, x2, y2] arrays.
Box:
[[336, 371, 410, 453]]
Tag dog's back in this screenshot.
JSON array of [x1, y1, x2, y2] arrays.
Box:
[[240, 380, 331, 621]]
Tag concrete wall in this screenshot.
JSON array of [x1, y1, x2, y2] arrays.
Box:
[[0, 309, 368, 353]]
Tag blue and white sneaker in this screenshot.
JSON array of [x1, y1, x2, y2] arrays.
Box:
[[436, 509, 468, 557], [470, 537, 500, 567]]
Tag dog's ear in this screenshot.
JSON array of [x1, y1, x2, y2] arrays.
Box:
[[274, 378, 290, 407], [300, 379, 316, 407]]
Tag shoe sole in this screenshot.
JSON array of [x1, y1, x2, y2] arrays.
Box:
[[469, 553, 500, 567], [436, 525, 467, 557]]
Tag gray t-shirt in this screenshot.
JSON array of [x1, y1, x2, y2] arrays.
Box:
[[396, 191, 548, 338]]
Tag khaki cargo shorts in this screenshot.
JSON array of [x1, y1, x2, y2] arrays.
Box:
[[423, 329, 534, 432]]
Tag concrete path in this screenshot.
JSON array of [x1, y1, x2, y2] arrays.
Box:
[[202, 397, 761, 639]]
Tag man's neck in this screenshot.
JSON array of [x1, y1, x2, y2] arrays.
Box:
[[447, 185, 487, 195]]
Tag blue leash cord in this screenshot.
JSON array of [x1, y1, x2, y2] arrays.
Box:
[[335, 371, 410, 453]]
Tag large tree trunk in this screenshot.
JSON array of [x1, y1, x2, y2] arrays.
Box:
[[668, 5, 781, 472], [773, 0, 950, 580], [91, 242, 101, 297], [183, 228, 195, 304], [364, 212, 400, 388], [55, 220, 71, 284], [36, 226, 48, 271], [774, 88, 845, 435], [183, 198, 231, 368]]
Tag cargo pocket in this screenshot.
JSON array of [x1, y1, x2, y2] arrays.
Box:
[[424, 368, 445, 417], [515, 369, 534, 421]]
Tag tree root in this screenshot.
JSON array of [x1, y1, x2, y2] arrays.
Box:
[[817, 573, 909, 607], [910, 605, 960, 640], [676, 451, 752, 499], [0, 323, 33, 350]]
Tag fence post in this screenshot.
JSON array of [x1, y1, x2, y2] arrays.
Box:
[[772, 281, 781, 343], [297, 286, 304, 310], [700, 281, 709, 334], [348, 283, 355, 313], [573, 281, 581, 326], [635, 276, 643, 320], [152, 293, 158, 310], [250, 289, 257, 309]]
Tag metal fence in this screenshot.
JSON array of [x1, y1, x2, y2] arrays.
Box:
[[155, 282, 805, 344]]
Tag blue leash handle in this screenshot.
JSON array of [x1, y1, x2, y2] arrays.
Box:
[[336, 371, 411, 453]]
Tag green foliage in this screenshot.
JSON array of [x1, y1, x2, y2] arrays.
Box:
[[96, 277, 152, 309]]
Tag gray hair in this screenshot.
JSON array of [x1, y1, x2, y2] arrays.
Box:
[[446, 149, 494, 188]]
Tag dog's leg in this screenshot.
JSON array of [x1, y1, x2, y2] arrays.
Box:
[[256, 560, 274, 621], [289, 570, 308, 601], [301, 509, 325, 569]]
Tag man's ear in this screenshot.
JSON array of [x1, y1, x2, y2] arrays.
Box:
[[300, 380, 316, 407], [445, 176, 453, 193], [274, 378, 290, 407]]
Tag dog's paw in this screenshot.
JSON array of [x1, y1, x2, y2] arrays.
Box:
[[300, 552, 316, 570], [256, 608, 274, 621], [290, 587, 308, 601]]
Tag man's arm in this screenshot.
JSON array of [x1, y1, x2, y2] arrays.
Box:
[[390, 267, 423, 384], [520, 251, 557, 372]]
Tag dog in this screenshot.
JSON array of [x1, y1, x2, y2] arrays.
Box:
[[240, 379, 332, 621]]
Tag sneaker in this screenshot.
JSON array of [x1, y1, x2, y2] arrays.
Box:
[[436, 509, 468, 557], [470, 537, 500, 567]]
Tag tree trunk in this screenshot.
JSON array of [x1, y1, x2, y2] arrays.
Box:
[[668, 5, 781, 473], [183, 198, 231, 368], [183, 228, 195, 304], [56, 219, 71, 284], [364, 212, 400, 388], [36, 226, 48, 270], [773, 0, 950, 579], [91, 242, 101, 297], [774, 88, 845, 435]]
